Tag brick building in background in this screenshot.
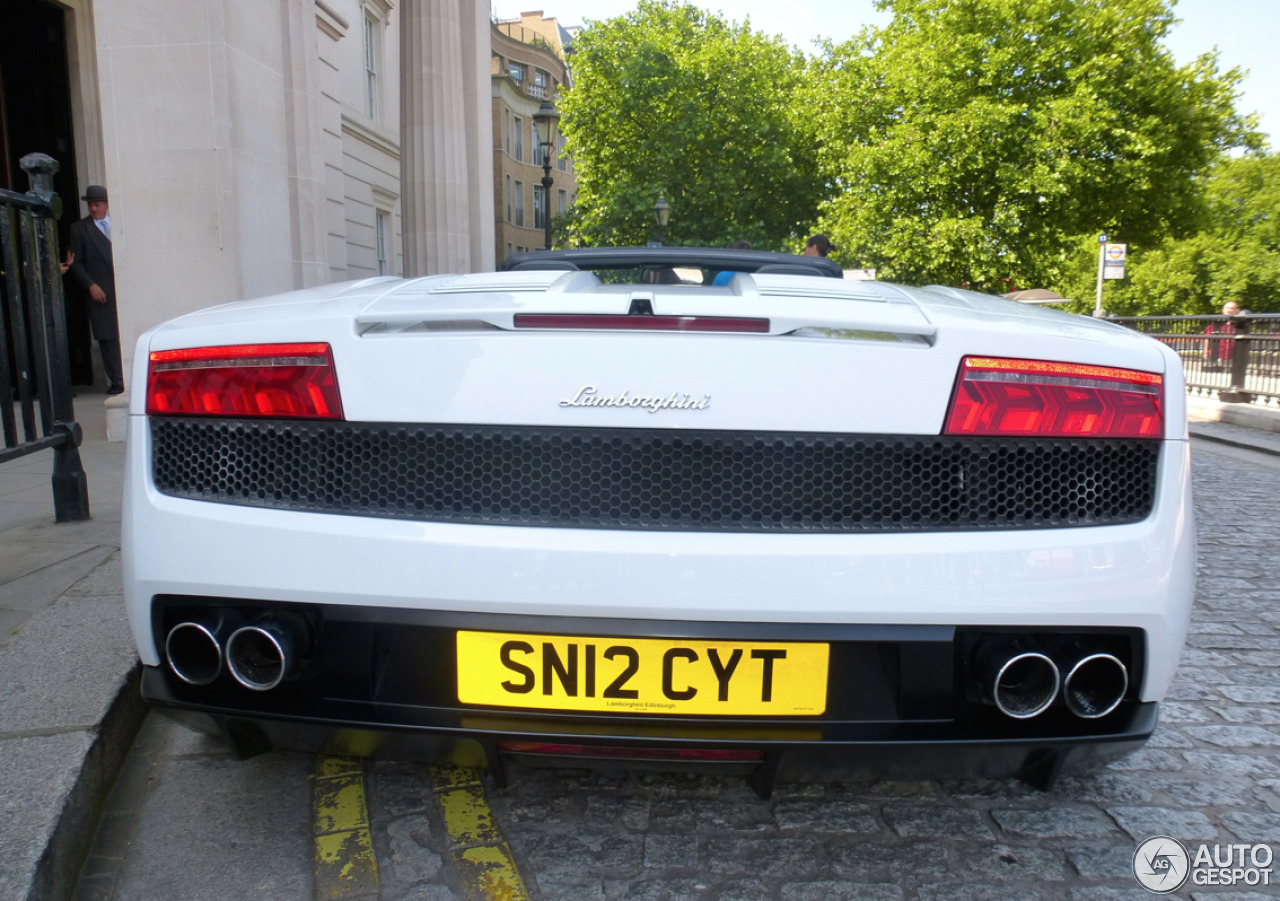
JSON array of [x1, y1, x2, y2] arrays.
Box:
[[491, 11, 577, 262]]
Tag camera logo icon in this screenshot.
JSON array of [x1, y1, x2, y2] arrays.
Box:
[[1133, 836, 1191, 893]]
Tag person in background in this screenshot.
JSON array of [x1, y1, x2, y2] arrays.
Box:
[[67, 185, 124, 395], [803, 234, 834, 257], [1203, 300, 1243, 371], [712, 239, 753, 285]]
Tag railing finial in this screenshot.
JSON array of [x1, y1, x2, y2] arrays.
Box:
[[19, 153, 62, 219], [20, 152, 59, 193]]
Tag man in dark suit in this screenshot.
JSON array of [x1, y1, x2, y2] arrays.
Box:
[[67, 184, 124, 394]]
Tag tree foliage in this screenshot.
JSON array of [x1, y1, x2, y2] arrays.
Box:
[[1060, 152, 1280, 315], [557, 1, 822, 249], [804, 0, 1258, 291]]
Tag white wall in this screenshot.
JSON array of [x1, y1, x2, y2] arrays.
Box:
[[316, 0, 403, 280], [79, 0, 481, 385], [92, 0, 244, 375], [91, 0, 328, 381]]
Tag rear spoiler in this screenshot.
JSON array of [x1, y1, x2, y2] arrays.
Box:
[[499, 246, 845, 279]]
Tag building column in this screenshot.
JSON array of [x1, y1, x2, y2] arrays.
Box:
[[400, 0, 472, 275], [281, 0, 329, 287], [460, 0, 495, 272]]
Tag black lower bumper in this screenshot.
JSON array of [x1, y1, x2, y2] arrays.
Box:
[[142, 598, 1156, 797], [144, 665, 1156, 797]]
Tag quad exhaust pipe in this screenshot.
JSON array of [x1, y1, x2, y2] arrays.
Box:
[[978, 639, 1128, 720], [165, 612, 308, 691], [165, 620, 226, 686], [1061, 651, 1128, 719], [226, 618, 306, 691], [979, 641, 1060, 719]]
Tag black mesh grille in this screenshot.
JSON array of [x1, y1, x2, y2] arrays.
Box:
[[150, 418, 1159, 533]]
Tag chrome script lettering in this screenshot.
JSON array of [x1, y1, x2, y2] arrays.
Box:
[[559, 386, 711, 413]]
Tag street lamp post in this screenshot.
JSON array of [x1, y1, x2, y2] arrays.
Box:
[[1093, 232, 1108, 318], [533, 99, 560, 251], [652, 195, 670, 246]]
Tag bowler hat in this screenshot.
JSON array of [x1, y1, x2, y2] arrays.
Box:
[[81, 185, 108, 203]]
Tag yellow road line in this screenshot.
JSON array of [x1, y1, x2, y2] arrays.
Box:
[[432, 765, 531, 901], [313, 755, 379, 899]]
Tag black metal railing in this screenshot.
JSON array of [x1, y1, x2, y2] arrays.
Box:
[[1111, 314, 1280, 405], [0, 152, 90, 521], [493, 21, 554, 53]]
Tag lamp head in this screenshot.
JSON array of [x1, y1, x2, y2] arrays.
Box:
[[533, 99, 560, 149], [653, 195, 670, 227]]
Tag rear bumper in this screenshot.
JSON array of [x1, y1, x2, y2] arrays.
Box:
[[142, 602, 1157, 795], [143, 667, 1156, 796]]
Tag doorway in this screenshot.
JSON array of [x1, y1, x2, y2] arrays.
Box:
[[1, 0, 93, 386]]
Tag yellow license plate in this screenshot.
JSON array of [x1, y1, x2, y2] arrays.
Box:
[[456, 631, 828, 716]]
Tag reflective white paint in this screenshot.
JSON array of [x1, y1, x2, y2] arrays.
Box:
[[123, 272, 1196, 705]]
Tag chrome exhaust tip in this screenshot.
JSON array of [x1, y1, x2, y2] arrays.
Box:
[[1063, 653, 1128, 718], [983, 646, 1060, 719], [165, 622, 223, 686], [226, 619, 303, 691]]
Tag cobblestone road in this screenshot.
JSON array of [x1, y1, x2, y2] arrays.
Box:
[[362, 440, 1280, 901]]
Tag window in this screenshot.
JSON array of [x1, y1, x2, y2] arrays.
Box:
[[372, 187, 397, 275], [506, 174, 512, 222], [514, 181, 524, 227], [509, 61, 525, 83], [533, 185, 545, 230], [558, 189, 567, 215], [375, 210, 390, 276], [363, 11, 380, 120], [513, 117, 523, 162], [532, 120, 541, 165], [533, 69, 548, 99], [504, 110, 511, 155], [557, 135, 568, 172]]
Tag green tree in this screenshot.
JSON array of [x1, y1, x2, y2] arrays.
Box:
[[805, 0, 1258, 291], [1063, 152, 1280, 315], [557, 0, 822, 249]]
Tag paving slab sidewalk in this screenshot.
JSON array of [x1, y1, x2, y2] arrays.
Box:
[[1187, 396, 1280, 455], [0, 394, 142, 901]]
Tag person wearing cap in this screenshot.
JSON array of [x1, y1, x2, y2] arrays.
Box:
[[67, 184, 124, 394]]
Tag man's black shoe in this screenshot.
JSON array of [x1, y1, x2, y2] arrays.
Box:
[[107, 385, 125, 396]]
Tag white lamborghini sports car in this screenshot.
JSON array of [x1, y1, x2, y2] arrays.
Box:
[[122, 247, 1195, 796]]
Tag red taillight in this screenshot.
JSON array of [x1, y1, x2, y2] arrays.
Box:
[[944, 356, 1162, 438], [147, 343, 343, 419], [513, 314, 769, 333]]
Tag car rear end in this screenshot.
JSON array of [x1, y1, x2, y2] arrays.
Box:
[[122, 268, 1195, 795]]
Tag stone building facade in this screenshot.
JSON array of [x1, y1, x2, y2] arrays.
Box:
[[491, 11, 576, 263], [0, 0, 494, 398]]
